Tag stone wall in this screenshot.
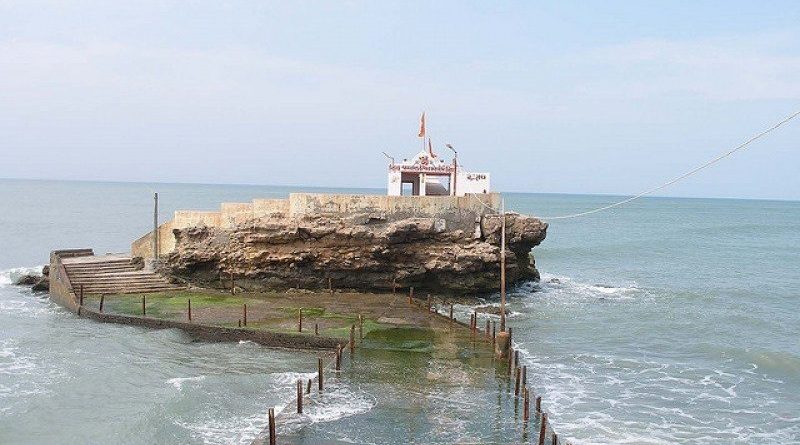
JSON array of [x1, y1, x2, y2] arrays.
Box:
[[253, 198, 290, 217], [287, 193, 498, 218], [48, 249, 93, 310], [79, 308, 341, 350], [131, 221, 174, 259]]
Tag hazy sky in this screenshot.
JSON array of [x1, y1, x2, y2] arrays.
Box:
[[2, 1, 799, 199]]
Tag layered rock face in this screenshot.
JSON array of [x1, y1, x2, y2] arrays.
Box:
[[163, 212, 547, 295]]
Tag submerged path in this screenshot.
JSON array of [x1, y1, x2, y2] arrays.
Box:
[[49, 250, 566, 444]]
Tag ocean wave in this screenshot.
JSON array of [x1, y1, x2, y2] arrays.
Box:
[[517, 273, 644, 303], [510, 344, 800, 445], [0, 339, 36, 376], [0, 266, 43, 287], [167, 375, 206, 391], [710, 346, 800, 379], [175, 411, 269, 445], [272, 371, 317, 387], [500, 267, 800, 445], [279, 381, 376, 429]]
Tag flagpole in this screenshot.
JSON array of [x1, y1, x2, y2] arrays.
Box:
[[420, 112, 426, 153]]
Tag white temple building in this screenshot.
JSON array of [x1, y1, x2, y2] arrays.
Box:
[[386, 149, 490, 197]]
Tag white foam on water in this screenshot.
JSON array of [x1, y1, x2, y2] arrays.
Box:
[[0, 266, 43, 287], [503, 272, 800, 444], [175, 411, 269, 445], [0, 297, 54, 318], [304, 386, 376, 424], [278, 382, 376, 432], [532, 273, 643, 302], [272, 371, 316, 387], [0, 339, 36, 376], [0, 338, 65, 415], [167, 375, 206, 391], [0, 266, 56, 318], [170, 371, 322, 444]]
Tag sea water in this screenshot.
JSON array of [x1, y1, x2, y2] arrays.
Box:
[[0, 179, 798, 444]]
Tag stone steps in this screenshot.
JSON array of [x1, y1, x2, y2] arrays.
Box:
[[67, 271, 164, 279], [64, 255, 183, 296], [72, 285, 179, 295]]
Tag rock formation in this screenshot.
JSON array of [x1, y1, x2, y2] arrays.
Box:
[[15, 266, 49, 292], [162, 212, 547, 295], [15, 274, 37, 286]]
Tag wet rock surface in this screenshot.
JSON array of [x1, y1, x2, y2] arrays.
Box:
[[15, 275, 38, 286], [31, 277, 49, 292], [15, 266, 50, 292], [163, 213, 547, 295]]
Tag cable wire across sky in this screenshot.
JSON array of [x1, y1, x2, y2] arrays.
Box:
[[516, 109, 800, 221]]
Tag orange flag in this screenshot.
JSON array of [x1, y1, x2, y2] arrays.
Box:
[[417, 112, 426, 138], [428, 138, 435, 157]]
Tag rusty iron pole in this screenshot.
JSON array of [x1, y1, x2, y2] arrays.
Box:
[[538, 412, 547, 445], [142, 295, 146, 316], [318, 358, 324, 392], [187, 298, 192, 322], [296, 379, 303, 414], [268, 408, 276, 445], [298, 308, 303, 332], [523, 386, 530, 422], [99, 294, 105, 313], [153, 192, 159, 262], [349, 325, 356, 355]]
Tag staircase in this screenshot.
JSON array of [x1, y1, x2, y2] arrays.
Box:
[[63, 254, 183, 295]]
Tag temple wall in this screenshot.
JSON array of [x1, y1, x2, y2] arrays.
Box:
[[174, 210, 222, 228], [288, 194, 389, 216], [220, 202, 254, 228], [253, 198, 290, 217], [287, 193, 499, 217]]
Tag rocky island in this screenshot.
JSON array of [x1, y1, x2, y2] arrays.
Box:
[[134, 193, 547, 295]]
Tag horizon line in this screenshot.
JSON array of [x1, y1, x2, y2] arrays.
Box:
[[1, 176, 798, 204]]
